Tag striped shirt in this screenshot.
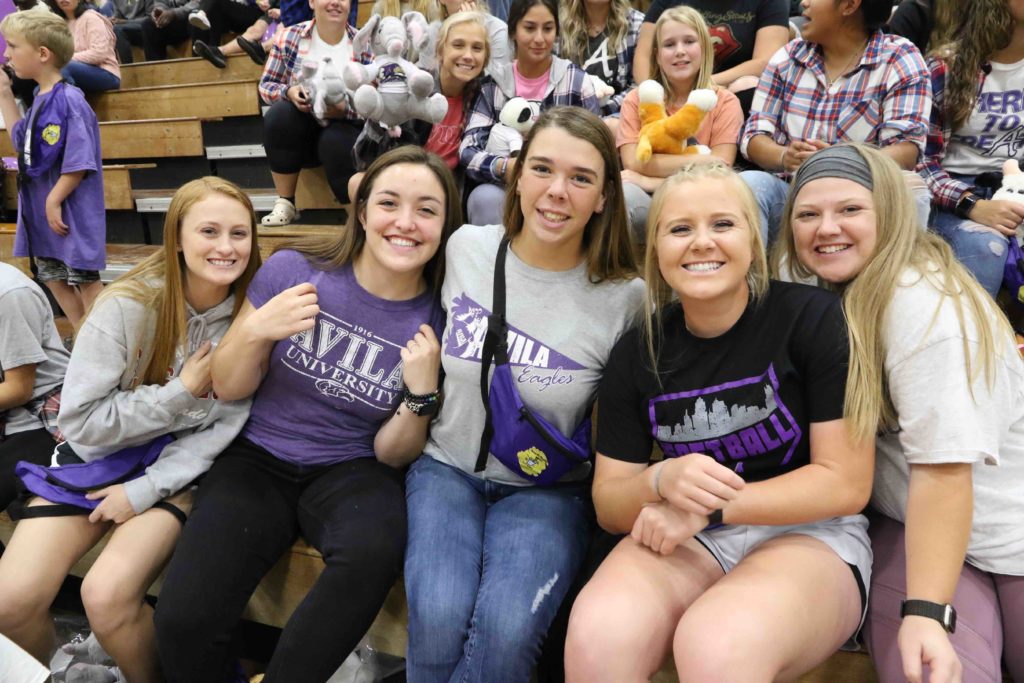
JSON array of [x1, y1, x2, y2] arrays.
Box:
[[740, 30, 931, 175]]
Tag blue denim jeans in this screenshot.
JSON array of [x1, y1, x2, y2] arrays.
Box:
[[931, 209, 1008, 297], [404, 454, 592, 683], [739, 170, 789, 247], [61, 61, 120, 92]]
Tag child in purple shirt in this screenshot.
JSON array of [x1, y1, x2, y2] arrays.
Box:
[[0, 9, 106, 330]]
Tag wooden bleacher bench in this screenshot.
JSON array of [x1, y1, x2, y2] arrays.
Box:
[[0, 118, 206, 160], [88, 80, 261, 122], [119, 55, 263, 89]]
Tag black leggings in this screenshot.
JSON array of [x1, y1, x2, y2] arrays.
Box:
[[154, 438, 407, 683], [0, 427, 54, 514], [262, 99, 361, 204]]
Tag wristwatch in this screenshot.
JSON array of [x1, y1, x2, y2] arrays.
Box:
[[954, 192, 979, 219], [900, 599, 957, 633], [403, 388, 440, 417]]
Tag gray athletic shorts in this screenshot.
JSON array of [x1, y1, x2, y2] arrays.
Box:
[[34, 257, 99, 285], [695, 514, 872, 634]]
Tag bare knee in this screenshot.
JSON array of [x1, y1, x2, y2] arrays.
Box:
[[81, 571, 142, 635], [565, 586, 658, 682], [674, 612, 773, 683], [0, 573, 53, 632]]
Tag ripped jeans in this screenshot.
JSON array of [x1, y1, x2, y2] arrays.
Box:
[[928, 170, 1010, 298], [931, 210, 1009, 298], [404, 454, 591, 683]]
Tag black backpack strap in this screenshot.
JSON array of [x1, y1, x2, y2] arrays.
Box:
[[475, 237, 511, 473]]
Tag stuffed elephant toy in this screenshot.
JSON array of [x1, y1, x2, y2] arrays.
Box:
[[343, 11, 448, 137], [301, 56, 347, 123]]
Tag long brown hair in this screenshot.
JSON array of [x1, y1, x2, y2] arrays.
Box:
[[558, 0, 633, 67], [282, 145, 461, 294], [775, 143, 1015, 442], [933, 0, 1014, 131], [93, 177, 261, 387], [501, 106, 638, 283]]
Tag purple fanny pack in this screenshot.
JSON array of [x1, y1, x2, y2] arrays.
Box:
[[475, 238, 592, 486], [15, 435, 173, 511]]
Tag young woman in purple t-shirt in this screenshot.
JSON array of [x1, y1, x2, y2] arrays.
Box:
[[153, 146, 461, 683]]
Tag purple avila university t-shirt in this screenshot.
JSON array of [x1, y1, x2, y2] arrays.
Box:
[[242, 250, 444, 466]]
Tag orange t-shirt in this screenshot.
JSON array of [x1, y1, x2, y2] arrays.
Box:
[[616, 87, 743, 152]]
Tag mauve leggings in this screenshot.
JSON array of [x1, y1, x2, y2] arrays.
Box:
[[864, 515, 1024, 682]]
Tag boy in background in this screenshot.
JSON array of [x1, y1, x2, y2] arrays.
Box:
[[0, 8, 105, 330]]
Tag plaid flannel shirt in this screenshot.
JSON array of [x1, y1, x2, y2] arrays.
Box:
[[741, 31, 931, 176], [460, 58, 601, 184], [259, 20, 372, 119], [918, 57, 990, 211]]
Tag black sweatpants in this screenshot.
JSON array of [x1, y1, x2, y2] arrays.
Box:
[[0, 427, 55, 514], [262, 99, 361, 204], [154, 438, 407, 683]]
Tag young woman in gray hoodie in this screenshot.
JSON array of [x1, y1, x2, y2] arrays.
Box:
[[0, 177, 261, 683]]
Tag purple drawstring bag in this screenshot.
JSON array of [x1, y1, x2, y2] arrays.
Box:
[[14, 435, 174, 511], [1004, 238, 1024, 308]]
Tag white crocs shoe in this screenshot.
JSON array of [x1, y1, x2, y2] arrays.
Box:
[[261, 197, 299, 227], [189, 9, 211, 30]]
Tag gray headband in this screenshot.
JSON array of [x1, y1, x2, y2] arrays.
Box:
[[791, 145, 874, 196]]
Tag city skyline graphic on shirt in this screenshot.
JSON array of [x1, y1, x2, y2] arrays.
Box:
[[649, 364, 802, 471]]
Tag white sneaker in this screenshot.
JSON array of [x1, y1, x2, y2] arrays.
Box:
[[189, 10, 211, 30], [261, 197, 298, 227]]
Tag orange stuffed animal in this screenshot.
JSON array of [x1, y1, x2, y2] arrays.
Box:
[[635, 80, 718, 164]]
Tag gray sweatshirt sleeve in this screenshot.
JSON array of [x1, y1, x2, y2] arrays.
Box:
[[58, 297, 195, 452], [122, 398, 251, 513]]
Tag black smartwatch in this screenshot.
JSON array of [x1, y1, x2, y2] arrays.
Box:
[[900, 599, 957, 633], [954, 192, 979, 219], [402, 388, 440, 417]]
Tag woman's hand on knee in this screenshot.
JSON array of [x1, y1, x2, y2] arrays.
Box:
[[658, 454, 744, 516], [898, 616, 962, 683], [631, 502, 706, 556], [86, 485, 136, 524]]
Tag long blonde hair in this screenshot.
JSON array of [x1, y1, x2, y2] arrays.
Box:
[[558, 0, 632, 67], [648, 6, 715, 102], [92, 177, 261, 387], [377, 0, 439, 19], [641, 162, 769, 373], [775, 143, 1015, 442]]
